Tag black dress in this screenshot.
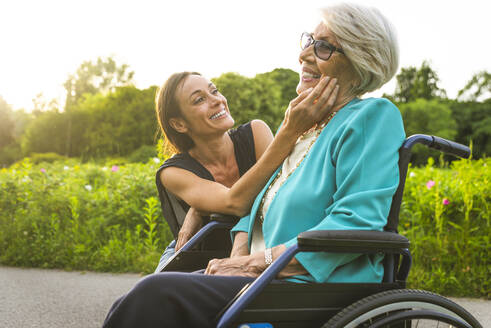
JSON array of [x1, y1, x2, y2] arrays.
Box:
[[154, 122, 257, 271], [155, 122, 257, 235]]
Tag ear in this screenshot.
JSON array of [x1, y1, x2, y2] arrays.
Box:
[[169, 117, 188, 134]]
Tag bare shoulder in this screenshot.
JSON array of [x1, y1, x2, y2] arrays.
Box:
[[250, 119, 272, 136], [250, 120, 274, 160], [159, 166, 198, 190]]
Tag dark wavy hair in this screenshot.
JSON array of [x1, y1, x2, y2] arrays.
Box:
[[155, 72, 201, 153]]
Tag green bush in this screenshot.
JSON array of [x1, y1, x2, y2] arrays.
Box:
[[27, 152, 68, 164], [0, 159, 171, 273], [400, 157, 490, 297], [128, 145, 157, 163], [0, 157, 489, 297]]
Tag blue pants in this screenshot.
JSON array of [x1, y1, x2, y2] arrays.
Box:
[[154, 239, 176, 273], [102, 272, 256, 328]]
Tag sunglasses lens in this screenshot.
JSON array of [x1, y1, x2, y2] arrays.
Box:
[[315, 41, 333, 60], [300, 33, 311, 50]]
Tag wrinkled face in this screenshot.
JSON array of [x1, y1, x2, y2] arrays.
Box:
[[297, 21, 354, 95], [174, 75, 234, 137]]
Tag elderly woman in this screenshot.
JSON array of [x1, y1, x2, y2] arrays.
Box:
[[103, 3, 405, 327]]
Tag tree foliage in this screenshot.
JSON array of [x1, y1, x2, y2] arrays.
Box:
[[398, 99, 457, 165], [391, 61, 447, 103], [448, 99, 491, 158], [4, 57, 489, 167], [212, 69, 298, 132], [64, 56, 135, 110], [74, 86, 158, 158], [21, 109, 68, 155], [0, 96, 15, 149], [21, 86, 157, 159], [457, 71, 491, 102]]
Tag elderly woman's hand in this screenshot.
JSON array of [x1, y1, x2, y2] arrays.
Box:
[[282, 76, 338, 137], [204, 253, 266, 277]]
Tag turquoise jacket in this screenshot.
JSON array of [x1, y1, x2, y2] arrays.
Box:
[[231, 97, 406, 283]]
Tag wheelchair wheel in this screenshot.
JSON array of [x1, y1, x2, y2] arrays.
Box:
[[323, 289, 482, 328]]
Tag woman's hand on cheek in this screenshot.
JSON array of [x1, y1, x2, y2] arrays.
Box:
[[204, 254, 266, 277], [283, 76, 339, 137]]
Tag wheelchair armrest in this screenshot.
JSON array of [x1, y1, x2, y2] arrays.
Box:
[[210, 213, 240, 223], [297, 230, 409, 253]]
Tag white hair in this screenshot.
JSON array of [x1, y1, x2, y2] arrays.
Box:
[[320, 3, 399, 95]]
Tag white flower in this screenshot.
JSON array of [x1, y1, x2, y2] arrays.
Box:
[[64, 166, 69, 170], [102, 167, 108, 171], [153, 157, 160, 164], [85, 185, 93, 191], [409, 172, 416, 178]]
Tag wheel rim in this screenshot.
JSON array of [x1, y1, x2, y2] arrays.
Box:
[[342, 301, 471, 328]]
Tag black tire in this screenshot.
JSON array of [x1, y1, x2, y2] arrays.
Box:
[[323, 289, 482, 328]]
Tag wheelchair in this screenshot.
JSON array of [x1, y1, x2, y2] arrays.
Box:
[[156, 134, 483, 328]]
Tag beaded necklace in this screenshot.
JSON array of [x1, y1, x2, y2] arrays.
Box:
[[257, 110, 337, 224]]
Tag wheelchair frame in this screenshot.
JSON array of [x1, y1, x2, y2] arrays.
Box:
[[157, 134, 482, 328]]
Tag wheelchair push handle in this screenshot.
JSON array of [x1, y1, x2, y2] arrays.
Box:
[[403, 134, 471, 159], [430, 136, 470, 158]]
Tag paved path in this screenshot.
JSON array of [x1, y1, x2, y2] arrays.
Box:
[[1, 266, 489, 327]]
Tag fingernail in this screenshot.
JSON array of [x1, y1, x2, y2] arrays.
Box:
[[306, 87, 313, 92]]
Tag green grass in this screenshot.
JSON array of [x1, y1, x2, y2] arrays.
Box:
[[0, 156, 489, 297]]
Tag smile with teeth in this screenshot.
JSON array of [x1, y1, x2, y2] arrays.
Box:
[[209, 109, 227, 120], [302, 72, 321, 79]]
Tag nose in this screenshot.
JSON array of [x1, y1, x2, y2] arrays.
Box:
[[210, 91, 222, 106], [298, 43, 315, 65]]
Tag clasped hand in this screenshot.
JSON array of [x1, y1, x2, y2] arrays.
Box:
[[204, 253, 266, 277]]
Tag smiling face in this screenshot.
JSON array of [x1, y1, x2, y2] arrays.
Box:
[[297, 22, 358, 97], [172, 74, 234, 138]]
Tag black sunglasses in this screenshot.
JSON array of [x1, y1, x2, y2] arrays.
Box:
[[300, 32, 345, 61]]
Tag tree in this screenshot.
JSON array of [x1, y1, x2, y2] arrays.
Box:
[[398, 98, 457, 165], [257, 68, 299, 112], [449, 99, 491, 158], [0, 96, 15, 149], [212, 72, 285, 132], [0, 96, 31, 166], [64, 56, 135, 109], [72, 86, 158, 158], [390, 61, 447, 103], [31, 93, 58, 113], [457, 71, 491, 102], [21, 109, 68, 155], [63, 57, 135, 156]]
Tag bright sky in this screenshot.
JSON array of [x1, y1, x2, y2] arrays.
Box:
[[1, 0, 490, 111]]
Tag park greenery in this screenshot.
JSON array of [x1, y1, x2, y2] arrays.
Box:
[[0, 57, 489, 297], [0, 58, 489, 166], [0, 156, 488, 297]]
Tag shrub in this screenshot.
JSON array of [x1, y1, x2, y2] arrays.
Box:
[[400, 157, 490, 297], [0, 159, 172, 273], [0, 157, 488, 297], [128, 145, 157, 163], [27, 152, 68, 164]]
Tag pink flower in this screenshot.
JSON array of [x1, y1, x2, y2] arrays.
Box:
[[442, 198, 450, 205], [426, 180, 435, 189], [40, 168, 46, 173], [111, 165, 119, 172]]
